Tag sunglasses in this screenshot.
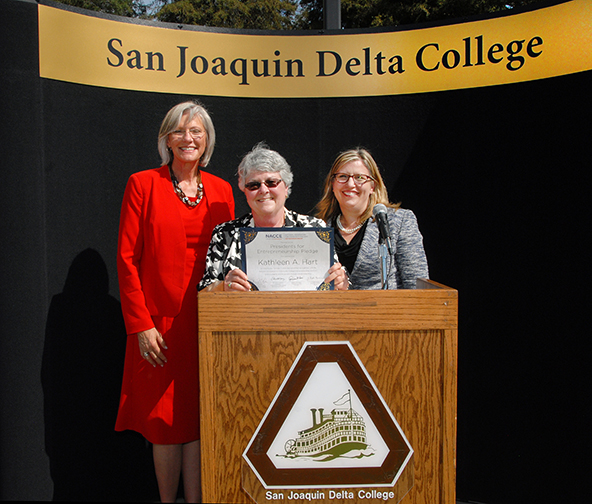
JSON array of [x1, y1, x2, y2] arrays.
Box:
[[244, 179, 283, 191]]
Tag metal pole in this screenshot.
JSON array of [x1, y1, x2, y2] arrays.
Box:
[[323, 0, 341, 30], [379, 243, 389, 289]]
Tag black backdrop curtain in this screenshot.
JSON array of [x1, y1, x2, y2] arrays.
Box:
[[1, 0, 589, 501]]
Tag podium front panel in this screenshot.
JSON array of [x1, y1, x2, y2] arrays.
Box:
[[198, 286, 457, 504]]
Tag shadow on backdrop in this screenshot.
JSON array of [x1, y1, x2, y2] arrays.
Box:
[[41, 248, 158, 501]]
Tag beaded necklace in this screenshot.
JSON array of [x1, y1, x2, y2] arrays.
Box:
[[169, 165, 203, 207]]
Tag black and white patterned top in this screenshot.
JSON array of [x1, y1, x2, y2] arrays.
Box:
[[198, 209, 331, 290]]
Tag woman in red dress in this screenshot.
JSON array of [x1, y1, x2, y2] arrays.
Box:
[[115, 101, 235, 502]]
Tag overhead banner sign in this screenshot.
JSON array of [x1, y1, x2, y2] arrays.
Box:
[[39, 1, 592, 98]]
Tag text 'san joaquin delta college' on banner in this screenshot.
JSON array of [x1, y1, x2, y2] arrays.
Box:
[[38, 1, 592, 98]]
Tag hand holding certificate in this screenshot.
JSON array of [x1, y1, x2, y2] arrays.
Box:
[[240, 228, 335, 291], [197, 144, 349, 293]]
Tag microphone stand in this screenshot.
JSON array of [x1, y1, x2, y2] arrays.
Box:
[[379, 240, 389, 290]]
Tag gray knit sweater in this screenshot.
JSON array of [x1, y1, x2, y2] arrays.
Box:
[[343, 207, 429, 290]]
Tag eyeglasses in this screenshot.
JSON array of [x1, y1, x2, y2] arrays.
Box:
[[332, 173, 375, 185], [169, 129, 205, 140], [244, 179, 283, 191]]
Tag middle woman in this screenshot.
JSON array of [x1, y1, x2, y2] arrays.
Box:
[[199, 143, 348, 291]]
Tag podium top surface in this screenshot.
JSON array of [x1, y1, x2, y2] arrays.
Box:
[[198, 280, 457, 332]]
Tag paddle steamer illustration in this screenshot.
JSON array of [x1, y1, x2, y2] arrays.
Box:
[[283, 390, 370, 458]]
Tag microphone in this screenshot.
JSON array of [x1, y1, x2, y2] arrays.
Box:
[[373, 204, 393, 255]]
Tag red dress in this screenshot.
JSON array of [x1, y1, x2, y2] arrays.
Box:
[[115, 166, 234, 444]]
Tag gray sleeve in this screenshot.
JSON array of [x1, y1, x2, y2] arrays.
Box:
[[390, 208, 429, 289]]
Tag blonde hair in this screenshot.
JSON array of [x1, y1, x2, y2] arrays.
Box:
[[157, 101, 215, 167], [316, 148, 398, 223]]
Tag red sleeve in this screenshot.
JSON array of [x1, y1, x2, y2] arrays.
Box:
[[117, 175, 154, 335], [202, 171, 236, 225], [228, 186, 235, 221], [221, 179, 235, 222]]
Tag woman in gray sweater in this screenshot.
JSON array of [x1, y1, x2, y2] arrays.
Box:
[[316, 148, 428, 290]]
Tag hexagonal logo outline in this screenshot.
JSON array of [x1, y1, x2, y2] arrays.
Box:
[[242, 341, 413, 489]]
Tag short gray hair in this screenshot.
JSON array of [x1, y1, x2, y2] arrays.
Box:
[[237, 143, 293, 196], [157, 101, 216, 166]]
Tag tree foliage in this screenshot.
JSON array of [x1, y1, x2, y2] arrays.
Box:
[[51, 0, 548, 28], [52, 0, 146, 17], [155, 0, 298, 29], [297, 0, 545, 29]]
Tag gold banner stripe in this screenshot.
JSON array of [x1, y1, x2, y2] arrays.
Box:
[[38, 1, 592, 98]]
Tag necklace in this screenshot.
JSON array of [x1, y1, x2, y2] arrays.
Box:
[[169, 165, 203, 207], [336, 214, 364, 234]]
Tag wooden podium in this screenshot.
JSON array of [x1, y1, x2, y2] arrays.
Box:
[[198, 279, 457, 503]]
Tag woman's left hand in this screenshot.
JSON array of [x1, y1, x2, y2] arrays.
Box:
[[326, 262, 349, 291], [224, 268, 252, 291]]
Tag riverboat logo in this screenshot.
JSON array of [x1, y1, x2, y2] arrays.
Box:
[[242, 341, 414, 501], [279, 389, 376, 464]]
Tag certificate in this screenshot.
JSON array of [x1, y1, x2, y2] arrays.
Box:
[[240, 227, 334, 291]]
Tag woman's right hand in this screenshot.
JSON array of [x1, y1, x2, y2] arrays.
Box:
[[137, 327, 168, 367]]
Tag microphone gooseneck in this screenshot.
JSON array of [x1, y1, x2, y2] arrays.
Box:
[[373, 204, 393, 255]]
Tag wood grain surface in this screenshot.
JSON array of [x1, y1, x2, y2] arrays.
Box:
[[198, 284, 457, 503]]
